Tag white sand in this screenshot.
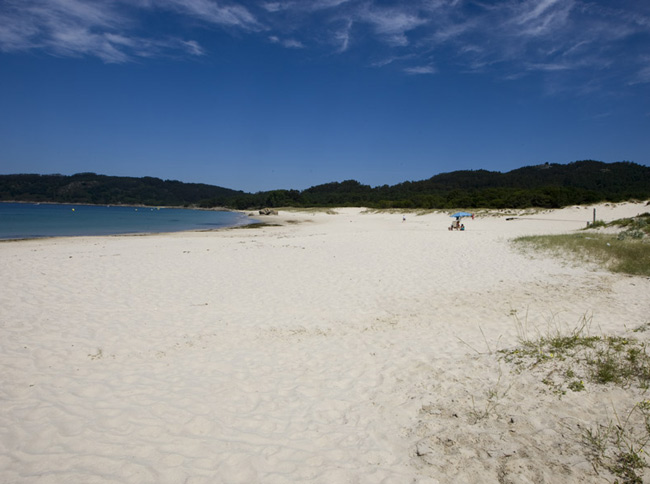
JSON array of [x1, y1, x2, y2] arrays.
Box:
[[1, 201, 649, 483]]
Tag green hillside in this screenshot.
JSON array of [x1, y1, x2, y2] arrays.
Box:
[[0, 173, 243, 207], [233, 160, 650, 209], [1, 160, 648, 209]]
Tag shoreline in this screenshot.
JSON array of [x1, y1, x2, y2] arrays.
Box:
[[1, 201, 649, 483], [0, 199, 239, 211]]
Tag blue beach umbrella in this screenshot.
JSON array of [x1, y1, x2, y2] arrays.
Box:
[[450, 212, 472, 218]]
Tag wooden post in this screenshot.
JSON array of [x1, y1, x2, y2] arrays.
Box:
[[593, 208, 596, 224]]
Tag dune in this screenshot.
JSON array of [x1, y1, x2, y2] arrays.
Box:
[[1, 201, 649, 483]]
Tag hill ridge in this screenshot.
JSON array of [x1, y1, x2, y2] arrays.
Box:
[[1, 160, 648, 209]]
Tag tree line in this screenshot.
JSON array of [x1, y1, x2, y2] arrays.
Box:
[[1, 160, 648, 210]]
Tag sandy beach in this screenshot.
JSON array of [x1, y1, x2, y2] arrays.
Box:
[[2, 201, 649, 484]]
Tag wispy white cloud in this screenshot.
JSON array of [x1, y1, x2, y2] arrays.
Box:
[[512, 0, 574, 38], [260, 1, 428, 51], [0, 0, 257, 62], [154, 0, 259, 29], [525, 62, 572, 72], [404, 65, 436, 75], [430, 20, 475, 45], [179, 39, 204, 56], [401, 0, 649, 89], [370, 53, 418, 70], [333, 19, 353, 53], [281, 38, 303, 48], [358, 6, 428, 47], [0, 14, 40, 51], [0, 0, 648, 93], [630, 57, 650, 85], [0, 0, 133, 62], [262, 0, 350, 13], [269, 35, 304, 49], [590, 111, 613, 120], [305, 0, 351, 10], [262, 2, 285, 13], [514, 0, 568, 26]]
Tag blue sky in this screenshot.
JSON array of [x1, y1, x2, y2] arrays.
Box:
[[0, 0, 649, 192]]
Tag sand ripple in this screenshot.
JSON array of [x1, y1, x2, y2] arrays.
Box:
[[2, 203, 649, 483]]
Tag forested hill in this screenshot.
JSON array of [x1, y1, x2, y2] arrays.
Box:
[[1, 160, 649, 209], [371, 160, 650, 209], [234, 160, 650, 209], [0, 173, 244, 207]]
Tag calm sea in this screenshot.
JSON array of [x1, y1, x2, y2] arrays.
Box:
[[0, 202, 256, 240]]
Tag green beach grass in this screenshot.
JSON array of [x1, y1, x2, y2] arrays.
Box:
[[513, 213, 650, 277], [505, 212, 650, 482]]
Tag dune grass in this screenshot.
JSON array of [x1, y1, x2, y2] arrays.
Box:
[[503, 312, 650, 391], [514, 214, 650, 276], [501, 313, 650, 483]]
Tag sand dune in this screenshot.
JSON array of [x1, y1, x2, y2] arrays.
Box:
[[1, 202, 649, 483]]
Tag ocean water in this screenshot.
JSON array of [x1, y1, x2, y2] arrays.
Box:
[[0, 202, 255, 240]]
